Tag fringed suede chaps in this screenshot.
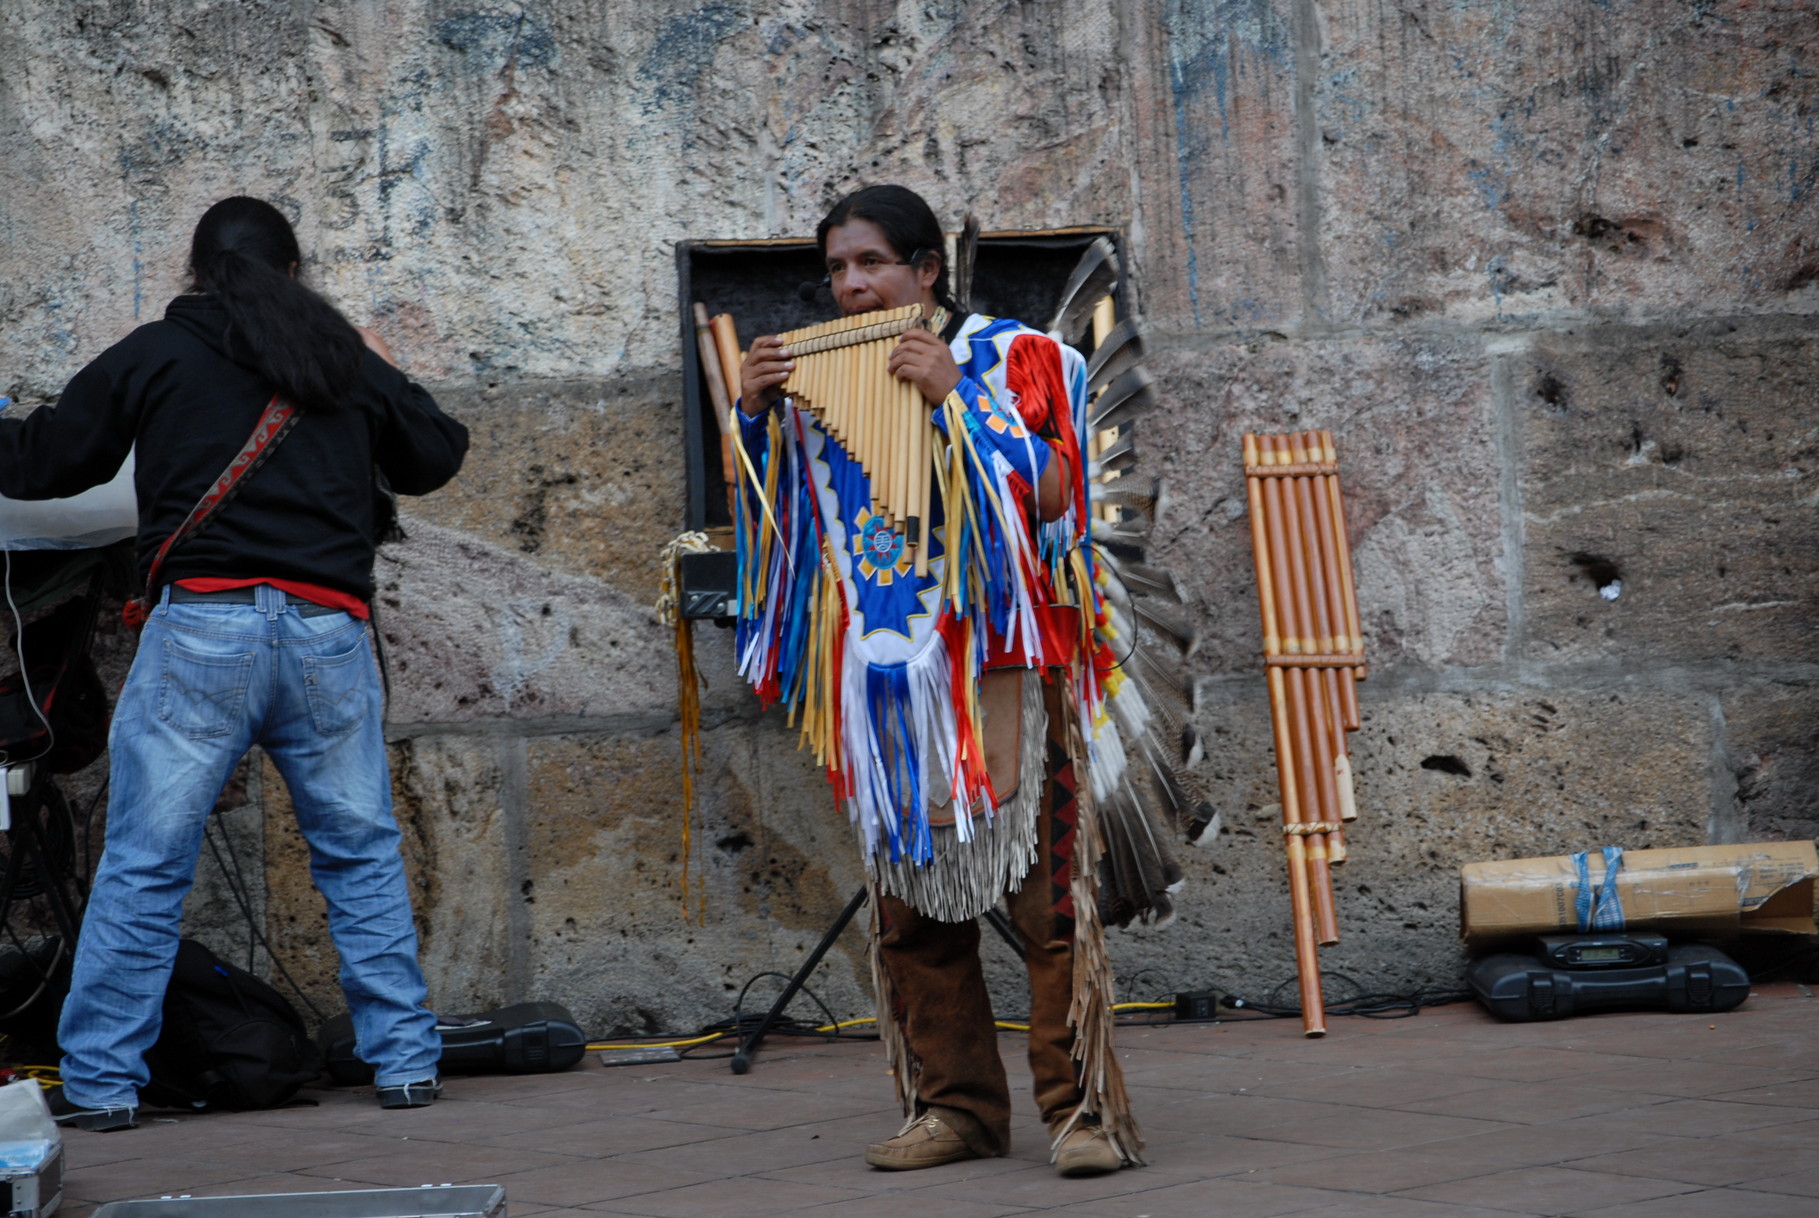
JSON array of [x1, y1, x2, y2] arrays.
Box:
[[875, 678, 1137, 1160]]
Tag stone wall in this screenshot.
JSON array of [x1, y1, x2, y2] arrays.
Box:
[[1, 0, 1813, 1037]]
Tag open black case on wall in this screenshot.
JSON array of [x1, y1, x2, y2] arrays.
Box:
[[672, 228, 1129, 621], [675, 229, 1129, 529]]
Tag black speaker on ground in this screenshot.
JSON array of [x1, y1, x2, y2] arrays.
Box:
[[1469, 943, 1750, 1022]]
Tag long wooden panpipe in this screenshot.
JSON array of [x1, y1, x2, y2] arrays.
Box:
[[1244, 430, 1367, 1038]]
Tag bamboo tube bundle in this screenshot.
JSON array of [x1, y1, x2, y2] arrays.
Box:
[[772, 304, 938, 575], [1243, 430, 1367, 1037]]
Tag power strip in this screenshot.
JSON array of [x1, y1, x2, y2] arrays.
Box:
[[1172, 990, 1229, 1021]]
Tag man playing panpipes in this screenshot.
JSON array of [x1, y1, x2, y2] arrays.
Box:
[[733, 185, 1139, 1176]]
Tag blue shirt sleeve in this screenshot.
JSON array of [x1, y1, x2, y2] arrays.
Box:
[[930, 375, 1052, 486]]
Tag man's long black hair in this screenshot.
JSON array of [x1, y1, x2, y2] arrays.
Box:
[[815, 185, 960, 314], [188, 196, 364, 412]]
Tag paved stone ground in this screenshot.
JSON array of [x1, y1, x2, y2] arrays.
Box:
[[52, 983, 1819, 1217]]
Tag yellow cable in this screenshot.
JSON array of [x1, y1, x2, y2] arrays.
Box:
[[587, 1031, 731, 1052], [587, 1002, 1184, 1055]]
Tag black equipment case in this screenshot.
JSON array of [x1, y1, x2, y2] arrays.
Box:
[[1469, 943, 1750, 1022], [319, 1001, 587, 1085]]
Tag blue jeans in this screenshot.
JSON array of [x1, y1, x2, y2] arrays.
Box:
[[58, 585, 440, 1107]]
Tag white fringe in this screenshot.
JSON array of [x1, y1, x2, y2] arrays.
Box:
[[869, 670, 1045, 922]]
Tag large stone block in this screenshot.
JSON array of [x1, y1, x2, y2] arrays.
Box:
[[1126, 0, 1306, 332], [419, 377, 685, 605], [1717, 679, 1819, 846], [372, 519, 674, 723], [522, 720, 873, 1037], [1141, 332, 1505, 676], [1520, 322, 1819, 666], [1316, 0, 1819, 324]]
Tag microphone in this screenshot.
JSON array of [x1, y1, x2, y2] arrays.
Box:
[[797, 280, 825, 302]]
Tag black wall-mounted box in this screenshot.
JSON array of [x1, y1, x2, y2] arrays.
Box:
[[674, 229, 1129, 535]]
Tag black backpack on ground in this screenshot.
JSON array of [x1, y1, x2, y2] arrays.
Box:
[[140, 939, 321, 1111]]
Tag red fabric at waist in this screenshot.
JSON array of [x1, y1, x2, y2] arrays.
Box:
[[174, 577, 370, 620], [982, 604, 1077, 670]]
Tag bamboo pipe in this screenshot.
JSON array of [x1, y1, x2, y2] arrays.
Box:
[[1246, 434, 1284, 662], [827, 328, 848, 450], [1258, 436, 1340, 945], [894, 364, 913, 535], [1276, 687, 1326, 1030], [862, 346, 875, 473], [868, 338, 884, 503], [877, 341, 891, 496], [800, 321, 822, 414], [1244, 434, 1326, 1035], [874, 338, 890, 495], [692, 304, 739, 515], [1287, 435, 1337, 658], [859, 334, 876, 484], [709, 314, 745, 425], [910, 379, 929, 575], [889, 347, 903, 526], [844, 336, 860, 459], [830, 325, 845, 431], [805, 320, 827, 423], [1301, 662, 1350, 867], [1320, 432, 1365, 673], [1264, 436, 1312, 658], [869, 345, 884, 467]]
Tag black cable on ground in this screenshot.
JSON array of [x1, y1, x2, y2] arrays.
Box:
[[1220, 971, 1472, 1020]]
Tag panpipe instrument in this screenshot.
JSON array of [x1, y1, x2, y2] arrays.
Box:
[[776, 304, 939, 574], [1244, 430, 1367, 1038]]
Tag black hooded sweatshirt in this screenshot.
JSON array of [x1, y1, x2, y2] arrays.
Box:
[[0, 295, 468, 602]]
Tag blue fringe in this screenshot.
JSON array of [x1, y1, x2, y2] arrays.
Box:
[[865, 663, 930, 867]]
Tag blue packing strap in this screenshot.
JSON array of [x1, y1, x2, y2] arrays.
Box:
[[1571, 846, 1626, 932]]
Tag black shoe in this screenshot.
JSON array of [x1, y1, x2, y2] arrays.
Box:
[[375, 1077, 442, 1109], [46, 1087, 137, 1132]]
